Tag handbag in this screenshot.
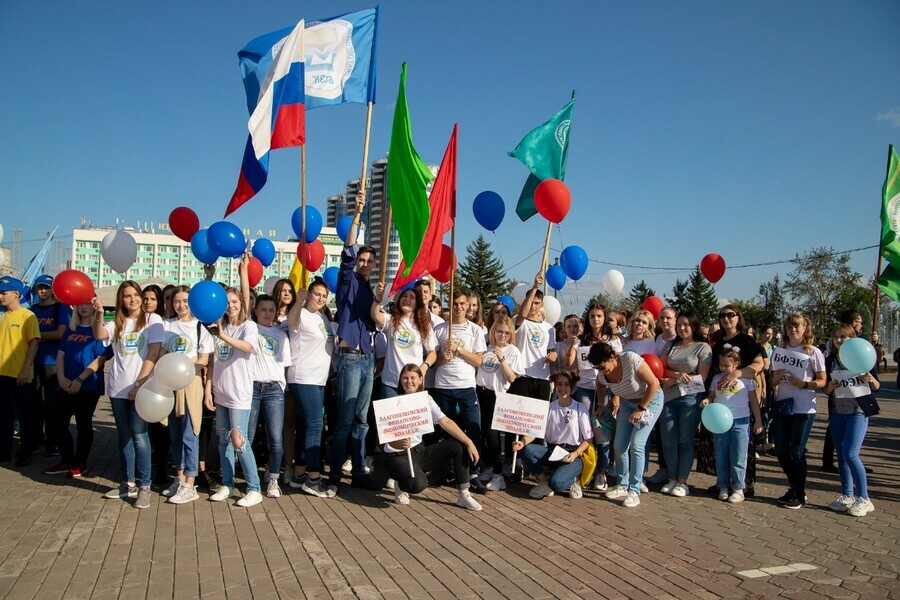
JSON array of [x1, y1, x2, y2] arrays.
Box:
[[856, 394, 880, 417], [772, 396, 794, 418]]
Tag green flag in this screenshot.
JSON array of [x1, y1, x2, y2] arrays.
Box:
[[509, 94, 575, 221], [879, 144, 900, 268], [387, 63, 434, 277], [877, 263, 900, 302]]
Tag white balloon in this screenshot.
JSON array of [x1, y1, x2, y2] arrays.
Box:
[[135, 380, 175, 423], [602, 270, 625, 296], [542, 296, 562, 325], [154, 353, 196, 390], [263, 276, 280, 296], [511, 282, 530, 305], [101, 230, 137, 274]]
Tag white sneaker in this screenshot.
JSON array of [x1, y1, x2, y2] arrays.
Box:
[[646, 469, 669, 484], [605, 485, 628, 500], [485, 474, 507, 491], [592, 473, 608, 492], [661, 480, 678, 495], [718, 488, 729, 501], [168, 484, 199, 505], [266, 478, 281, 498], [829, 495, 854, 513], [236, 490, 263, 507], [385, 478, 395, 491], [640, 482, 649, 493], [341, 458, 352, 474], [623, 490, 641, 508], [570, 481, 583, 499], [210, 486, 233, 502], [728, 490, 745, 504], [671, 483, 689, 497], [162, 479, 183, 497], [394, 487, 410, 505], [456, 490, 482, 511], [478, 467, 495, 483], [529, 482, 554, 499], [848, 497, 874, 517]]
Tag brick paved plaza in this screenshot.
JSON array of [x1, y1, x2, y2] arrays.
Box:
[[0, 385, 896, 599]]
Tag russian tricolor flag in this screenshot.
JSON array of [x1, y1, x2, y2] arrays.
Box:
[[225, 21, 306, 217]]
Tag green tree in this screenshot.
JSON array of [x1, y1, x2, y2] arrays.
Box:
[[670, 267, 718, 324], [625, 280, 656, 313], [457, 234, 511, 319], [757, 275, 788, 329], [582, 291, 618, 319]]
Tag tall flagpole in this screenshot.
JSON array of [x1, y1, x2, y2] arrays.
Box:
[[300, 144, 308, 285], [540, 222, 552, 295]]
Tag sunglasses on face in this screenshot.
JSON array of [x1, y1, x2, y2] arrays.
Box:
[[718, 312, 737, 320]]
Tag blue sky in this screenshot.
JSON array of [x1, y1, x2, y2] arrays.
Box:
[[1, 0, 898, 314]]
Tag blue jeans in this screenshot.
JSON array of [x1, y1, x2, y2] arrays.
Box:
[[216, 407, 260, 492], [109, 396, 151, 487], [248, 381, 285, 479], [381, 383, 401, 399], [574, 387, 594, 410], [331, 352, 374, 479], [168, 409, 199, 477], [830, 412, 869, 498], [431, 387, 482, 462], [290, 383, 324, 472], [773, 412, 816, 496], [660, 393, 702, 482], [714, 416, 750, 490], [613, 390, 663, 493], [521, 443, 583, 492]]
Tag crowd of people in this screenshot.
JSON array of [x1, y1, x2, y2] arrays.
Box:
[[0, 195, 883, 518]]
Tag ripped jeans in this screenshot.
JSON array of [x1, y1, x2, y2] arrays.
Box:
[[216, 407, 260, 492]]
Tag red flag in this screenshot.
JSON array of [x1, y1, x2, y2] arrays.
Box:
[[390, 124, 457, 294]]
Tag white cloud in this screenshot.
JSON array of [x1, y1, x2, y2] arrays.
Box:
[[876, 107, 900, 128]]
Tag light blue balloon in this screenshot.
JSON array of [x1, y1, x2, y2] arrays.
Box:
[[190, 229, 219, 265], [546, 264, 567, 291], [701, 403, 734, 435], [188, 280, 228, 324], [322, 266, 339, 293], [838, 338, 876, 374]]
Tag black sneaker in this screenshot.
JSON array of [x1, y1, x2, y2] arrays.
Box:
[[777, 489, 795, 505], [469, 478, 489, 495], [289, 473, 308, 489], [783, 496, 804, 509], [350, 474, 382, 490]]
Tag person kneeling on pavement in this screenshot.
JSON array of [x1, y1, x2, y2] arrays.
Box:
[[512, 370, 594, 500], [378, 364, 483, 511]]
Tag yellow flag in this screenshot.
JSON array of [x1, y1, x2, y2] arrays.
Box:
[[288, 258, 309, 293]]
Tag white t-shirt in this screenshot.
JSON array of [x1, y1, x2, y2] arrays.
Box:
[[772, 345, 826, 414], [476, 344, 524, 393], [104, 314, 165, 398], [382, 395, 446, 453], [544, 400, 593, 446], [211, 320, 259, 409], [288, 308, 335, 386], [515, 319, 557, 379], [711, 374, 756, 419], [251, 324, 291, 389], [381, 315, 437, 388], [623, 338, 656, 357], [434, 320, 486, 389], [163, 317, 214, 360]]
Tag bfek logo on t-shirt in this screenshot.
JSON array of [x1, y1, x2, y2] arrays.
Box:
[[121, 331, 147, 356], [259, 334, 278, 357], [481, 352, 500, 373], [528, 329, 544, 348], [320, 323, 333, 342], [167, 334, 194, 355], [394, 327, 415, 349], [216, 340, 235, 361]]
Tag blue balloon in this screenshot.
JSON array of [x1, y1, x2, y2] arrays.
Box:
[[322, 266, 339, 293], [701, 403, 734, 435], [559, 245, 589, 281], [472, 191, 505, 232], [292, 206, 323, 244], [190, 229, 219, 265], [546, 265, 567, 291], [838, 338, 877, 374], [497, 295, 515, 314], [252, 238, 276, 267], [188, 280, 228, 324], [336, 216, 356, 243], [207, 221, 245, 258]]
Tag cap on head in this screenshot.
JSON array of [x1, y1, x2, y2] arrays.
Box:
[[0, 276, 24, 294], [32, 274, 53, 289]]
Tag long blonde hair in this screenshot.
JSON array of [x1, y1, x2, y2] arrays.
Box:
[[781, 313, 816, 353], [626, 310, 656, 342], [69, 302, 97, 331], [224, 287, 248, 325]]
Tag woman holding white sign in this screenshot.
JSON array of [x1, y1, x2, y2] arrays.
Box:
[[769, 314, 826, 510], [823, 325, 879, 517], [512, 370, 592, 500], [380, 364, 482, 511]]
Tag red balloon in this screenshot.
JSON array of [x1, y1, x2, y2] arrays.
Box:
[[641, 353, 665, 380], [700, 253, 726, 284], [169, 207, 200, 242], [52, 270, 95, 306], [642, 296, 664, 320], [297, 240, 325, 272], [533, 179, 571, 224], [240, 257, 264, 288], [431, 245, 457, 283]]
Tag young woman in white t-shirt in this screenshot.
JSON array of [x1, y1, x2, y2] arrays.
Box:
[[248, 294, 291, 499], [370, 286, 437, 398], [622, 310, 657, 356], [203, 285, 262, 507], [285, 278, 337, 499], [159, 285, 214, 505], [91, 282, 164, 509]]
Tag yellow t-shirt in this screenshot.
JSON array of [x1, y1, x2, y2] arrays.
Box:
[[0, 308, 41, 380]]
